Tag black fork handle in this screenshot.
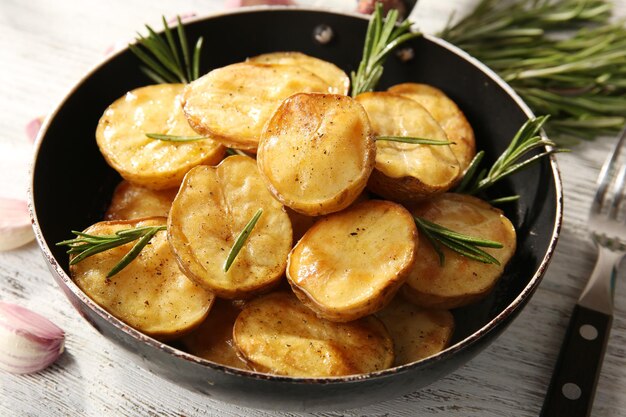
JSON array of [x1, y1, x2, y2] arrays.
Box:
[[540, 305, 612, 417]]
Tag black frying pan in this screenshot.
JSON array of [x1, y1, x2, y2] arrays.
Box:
[[30, 7, 562, 411]]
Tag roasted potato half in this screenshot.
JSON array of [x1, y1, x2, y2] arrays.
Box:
[[181, 299, 249, 370], [70, 218, 214, 340], [233, 292, 394, 377], [168, 155, 292, 298], [105, 180, 177, 220], [376, 298, 454, 366], [287, 200, 417, 322], [403, 193, 517, 309], [257, 93, 375, 216], [355, 92, 461, 202], [247, 52, 350, 95], [95, 84, 225, 190], [388, 83, 476, 170], [182, 62, 332, 151]]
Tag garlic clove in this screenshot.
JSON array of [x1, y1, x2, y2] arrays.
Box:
[[0, 198, 34, 251], [0, 302, 65, 374]]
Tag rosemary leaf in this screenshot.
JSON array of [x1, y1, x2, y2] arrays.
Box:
[[176, 16, 192, 82], [146, 133, 206, 142], [224, 209, 263, 272], [376, 136, 454, 145], [489, 195, 521, 205]]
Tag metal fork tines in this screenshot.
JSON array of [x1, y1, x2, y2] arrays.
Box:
[[582, 127, 626, 315], [542, 126, 626, 417]]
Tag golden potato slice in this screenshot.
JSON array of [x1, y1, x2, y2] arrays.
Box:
[[376, 298, 454, 366], [403, 193, 517, 309], [181, 299, 249, 370], [70, 217, 214, 340], [355, 92, 461, 203], [168, 155, 292, 298], [247, 52, 350, 95], [233, 292, 394, 376], [105, 180, 177, 220], [388, 83, 476, 170], [96, 84, 225, 190], [287, 200, 417, 322], [182, 62, 332, 151], [257, 93, 375, 216]]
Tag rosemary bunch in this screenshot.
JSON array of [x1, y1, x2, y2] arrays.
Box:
[[441, 0, 626, 144], [130, 16, 203, 84], [57, 225, 166, 278], [351, 3, 421, 97]]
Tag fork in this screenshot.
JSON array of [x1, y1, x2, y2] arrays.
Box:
[[541, 127, 626, 417]]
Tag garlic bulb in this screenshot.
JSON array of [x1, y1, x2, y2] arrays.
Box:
[[0, 302, 65, 374], [0, 198, 34, 251]]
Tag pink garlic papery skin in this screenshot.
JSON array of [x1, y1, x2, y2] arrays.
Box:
[[0, 198, 34, 251], [0, 302, 65, 374]]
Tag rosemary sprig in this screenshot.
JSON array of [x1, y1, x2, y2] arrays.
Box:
[[413, 216, 503, 266], [441, 0, 626, 143], [351, 3, 421, 97], [455, 116, 565, 196], [129, 15, 203, 84], [376, 136, 454, 145], [57, 225, 167, 278], [224, 209, 263, 272]]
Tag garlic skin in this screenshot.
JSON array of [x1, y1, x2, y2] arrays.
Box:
[[0, 302, 65, 374], [0, 198, 34, 251]]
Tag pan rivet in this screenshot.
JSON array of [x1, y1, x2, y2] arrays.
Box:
[[396, 47, 414, 63], [313, 24, 334, 45]]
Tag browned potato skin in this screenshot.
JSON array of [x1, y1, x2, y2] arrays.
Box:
[[356, 92, 461, 203], [388, 83, 476, 170], [233, 292, 394, 377], [287, 200, 418, 322], [182, 62, 332, 151], [95, 84, 225, 190], [181, 299, 249, 370], [257, 93, 376, 216], [70, 218, 214, 341], [105, 180, 177, 220], [376, 297, 454, 366], [247, 52, 350, 95], [167, 156, 293, 299], [402, 194, 517, 309]]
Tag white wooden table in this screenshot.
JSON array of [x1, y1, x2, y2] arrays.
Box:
[[1, 1, 625, 416]]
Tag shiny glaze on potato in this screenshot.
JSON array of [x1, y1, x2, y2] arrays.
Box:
[[96, 84, 225, 190], [182, 62, 332, 151], [247, 52, 350, 95], [287, 200, 417, 322], [356, 92, 461, 202], [167, 156, 292, 299], [70, 217, 214, 341], [233, 292, 394, 377], [388, 83, 476, 170], [257, 93, 375, 216]]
